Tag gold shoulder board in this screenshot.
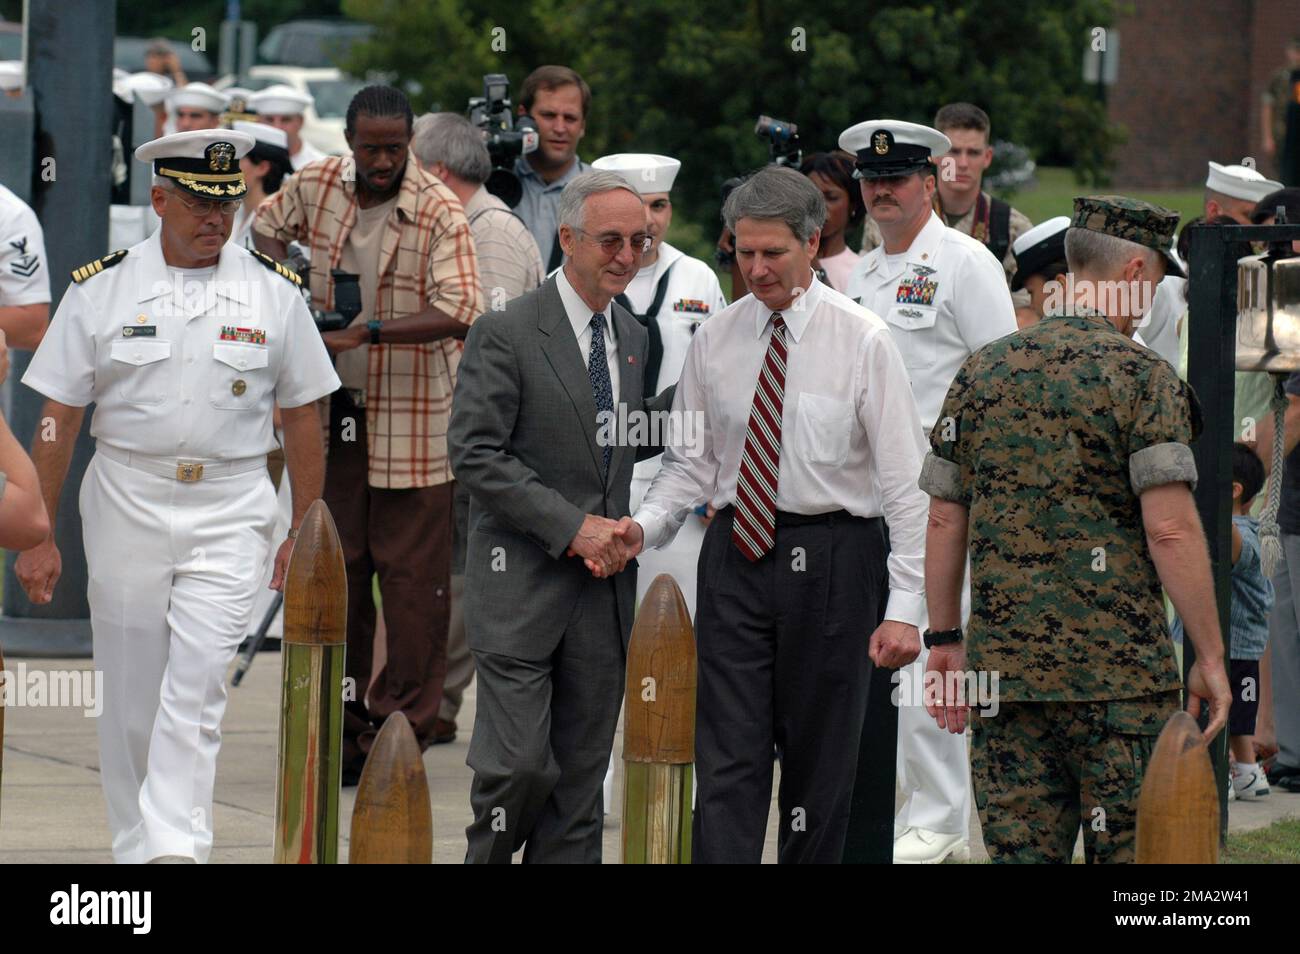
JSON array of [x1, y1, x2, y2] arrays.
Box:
[[70, 249, 128, 284], [250, 249, 303, 286]]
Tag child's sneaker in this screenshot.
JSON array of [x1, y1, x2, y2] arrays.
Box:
[[1232, 766, 1271, 800]]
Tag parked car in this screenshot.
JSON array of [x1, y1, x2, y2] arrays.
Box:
[[257, 19, 375, 70], [215, 66, 363, 156]]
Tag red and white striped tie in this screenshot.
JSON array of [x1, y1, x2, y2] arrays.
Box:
[[732, 313, 787, 562]]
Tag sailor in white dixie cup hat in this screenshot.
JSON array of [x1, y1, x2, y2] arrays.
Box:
[[16, 129, 339, 863], [842, 118, 1016, 865], [165, 82, 230, 134], [1009, 215, 1070, 324], [228, 120, 293, 250], [248, 84, 325, 171], [590, 153, 727, 616], [1143, 160, 1286, 371], [589, 152, 726, 812]]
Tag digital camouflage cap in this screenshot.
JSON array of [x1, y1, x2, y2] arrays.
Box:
[[1070, 194, 1185, 278]]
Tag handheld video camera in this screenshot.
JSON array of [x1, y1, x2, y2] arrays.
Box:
[[717, 115, 803, 269], [468, 73, 539, 209], [284, 249, 362, 333]]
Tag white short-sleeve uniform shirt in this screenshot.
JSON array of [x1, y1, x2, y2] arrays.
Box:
[[0, 183, 50, 307], [23, 230, 339, 460]]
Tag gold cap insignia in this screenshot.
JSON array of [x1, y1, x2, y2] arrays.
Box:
[[206, 141, 236, 173]]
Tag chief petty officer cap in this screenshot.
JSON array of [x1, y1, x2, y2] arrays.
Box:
[[591, 153, 681, 194], [838, 119, 951, 180], [135, 128, 256, 200], [1070, 195, 1185, 279], [1010, 215, 1070, 291], [165, 82, 230, 114], [1206, 161, 1283, 203]]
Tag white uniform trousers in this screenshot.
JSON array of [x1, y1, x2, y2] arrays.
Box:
[[894, 568, 972, 838], [81, 450, 276, 863]]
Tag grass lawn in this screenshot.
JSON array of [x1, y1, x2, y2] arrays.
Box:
[[1005, 166, 1205, 228], [1222, 817, 1300, 863]]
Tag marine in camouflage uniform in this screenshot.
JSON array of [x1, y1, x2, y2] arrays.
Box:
[[918, 195, 1198, 863]]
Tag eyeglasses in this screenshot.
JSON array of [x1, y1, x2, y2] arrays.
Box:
[[573, 227, 652, 256], [171, 193, 242, 218]]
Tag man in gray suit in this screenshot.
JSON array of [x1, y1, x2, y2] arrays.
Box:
[[449, 170, 673, 863]]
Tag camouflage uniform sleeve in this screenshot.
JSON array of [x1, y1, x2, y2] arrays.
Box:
[[918, 358, 973, 504], [1128, 359, 1203, 495]]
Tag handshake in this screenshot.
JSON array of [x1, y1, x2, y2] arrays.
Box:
[[566, 514, 644, 578]]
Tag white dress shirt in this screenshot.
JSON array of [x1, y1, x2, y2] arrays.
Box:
[[846, 210, 1016, 430], [557, 264, 620, 397], [633, 274, 929, 626]]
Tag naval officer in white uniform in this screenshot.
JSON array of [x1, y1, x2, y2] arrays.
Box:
[[842, 119, 1016, 864], [16, 129, 339, 864], [590, 152, 727, 615], [248, 84, 326, 171]]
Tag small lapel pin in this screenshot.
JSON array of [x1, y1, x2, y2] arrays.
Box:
[[627, 355, 635, 364]]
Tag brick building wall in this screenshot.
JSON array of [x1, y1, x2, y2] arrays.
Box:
[[1107, 0, 1298, 188]]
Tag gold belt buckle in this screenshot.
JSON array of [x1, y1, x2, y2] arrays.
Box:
[[176, 462, 204, 482]]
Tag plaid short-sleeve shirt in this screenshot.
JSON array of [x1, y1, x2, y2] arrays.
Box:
[[256, 155, 484, 488]]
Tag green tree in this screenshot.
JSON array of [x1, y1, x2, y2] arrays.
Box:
[[343, 0, 1118, 259]]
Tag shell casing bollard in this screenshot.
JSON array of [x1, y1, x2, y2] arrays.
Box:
[[622, 574, 696, 864], [273, 499, 347, 864], [1136, 711, 1219, 863], [349, 711, 432, 863]]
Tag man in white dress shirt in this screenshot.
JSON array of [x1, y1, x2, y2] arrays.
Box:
[[620, 166, 930, 863], [843, 119, 1017, 864]]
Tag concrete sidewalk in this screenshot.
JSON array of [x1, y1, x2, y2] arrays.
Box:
[[0, 655, 1292, 863]]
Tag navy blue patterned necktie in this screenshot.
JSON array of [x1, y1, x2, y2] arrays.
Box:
[[589, 313, 614, 479]]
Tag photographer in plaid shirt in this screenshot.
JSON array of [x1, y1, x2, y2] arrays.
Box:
[[255, 86, 484, 780]]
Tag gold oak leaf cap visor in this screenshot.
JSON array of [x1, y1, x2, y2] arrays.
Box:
[[135, 128, 256, 200]]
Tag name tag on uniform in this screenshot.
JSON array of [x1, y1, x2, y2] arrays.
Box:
[[122, 325, 156, 337]]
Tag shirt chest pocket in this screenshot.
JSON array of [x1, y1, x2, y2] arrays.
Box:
[[883, 305, 938, 370], [210, 343, 271, 410], [793, 392, 854, 467], [109, 339, 172, 406]]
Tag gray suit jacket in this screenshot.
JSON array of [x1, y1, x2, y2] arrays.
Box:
[[449, 276, 674, 661]]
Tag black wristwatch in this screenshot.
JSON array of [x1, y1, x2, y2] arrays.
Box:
[[923, 627, 963, 649], [368, 319, 382, 344]]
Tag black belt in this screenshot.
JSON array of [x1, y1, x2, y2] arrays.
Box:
[[717, 505, 878, 528]]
